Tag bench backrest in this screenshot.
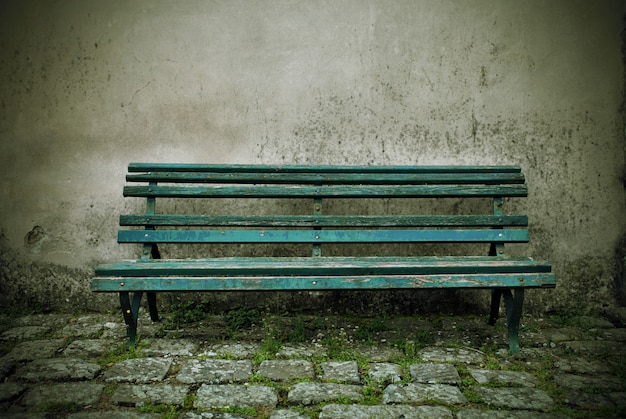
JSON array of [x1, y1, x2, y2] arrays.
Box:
[[119, 163, 528, 259]]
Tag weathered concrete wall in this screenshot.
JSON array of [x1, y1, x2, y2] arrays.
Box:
[[0, 1, 624, 314]]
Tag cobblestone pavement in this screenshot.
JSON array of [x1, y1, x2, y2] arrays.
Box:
[[1, 307, 625, 418]]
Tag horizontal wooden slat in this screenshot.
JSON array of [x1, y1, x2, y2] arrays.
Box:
[[123, 184, 527, 198], [128, 163, 522, 174], [119, 214, 529, 228], [95, 256, 551, 277], [125, 172, 525, 185], [91, 272, 556, 292], [117, 229, 528, 244]]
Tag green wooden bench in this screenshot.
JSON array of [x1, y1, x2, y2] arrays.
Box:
[[91, 163, 555, 353]]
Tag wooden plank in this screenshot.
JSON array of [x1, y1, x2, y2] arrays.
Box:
[[119, 214, 529, 227], [123, 184, 528, 198], [125, 172, 525, 185], [117, 229, 529, 244], [128, 163, 522, 174], [91, 272, 556, 292], [95, 256, 552, 277]]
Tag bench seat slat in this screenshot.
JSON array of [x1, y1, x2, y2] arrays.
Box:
[[128, 163, 522, 174], [120, 214, 529, 227], [117, 229, 529, 244], [95, 256, 552, 277], [123, 184, 528, 198], [125, 172, 525, 185], [91, 272, 556, 292]]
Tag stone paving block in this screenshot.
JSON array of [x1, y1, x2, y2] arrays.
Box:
[[270, 409, 310, 418], [0, 357, 14, 380], [321, 360, 360, 383], [563, 391, 619, 410], [469, 369, 538, 387], [601, 328, 626, 341], [177, 359, 252, 384], [554, 373, 626, 390], [320, 404, 453, 419], [131, 322, 163, 339], [574, 316, 616, 329], [99, 322, 129, 340], [419, 347, 485, 365], [553, 357, 613, 374], [457, 409, 569, 418], [140, 338, 197, 356], [2, 339, 66, 362], [0, 413, 48, 419], [357, 345, 403, 362], [14, 314, 72, 329], [21, 382, 104, 407], [194, 384, 277, 409], [0, 382, 25, 402], [63, 339, 118, 358], [202, 342, 259, 359], [0, 326, 51, 341], [383, 383, 468, 405], [287, 382, 363, 405], [67, 411, 160, 418], [111, 383, 189, 406], [609, 391, 626, 407], [257, 360, 315, 381], [277, 343, 327, 359], [16, 358, 101, 381], [411, 363, 461, 384], [561, 340, 622, 354], [180, 412, 247, 419], [59, 322, 105, 339], [545, 327, 582, 343], [369, 362, 402, 383], [475, 387, 554, 412], [604, 307, 626, 327], [103, 357, 172, 383]]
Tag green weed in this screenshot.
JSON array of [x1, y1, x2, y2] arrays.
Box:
[[394, 329, 432, 358], [103, 383, 116, 396], [227, 307, 261, 333], [98, 339, 148, 366], [183, 393, 196, 410], [549, 309, 581, 326], [354, 315, 390, 342], [288, 317, 307, 343], [462, 388, 482, 404], [361, 378, 384, 405], [321, 335, 349, 360], [167, 300, 211, 327], [313, 316, 325, 330], [254, 332, 283, 365]]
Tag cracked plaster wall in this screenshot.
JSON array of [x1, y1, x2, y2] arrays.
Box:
[[0, 0, 624, 313]]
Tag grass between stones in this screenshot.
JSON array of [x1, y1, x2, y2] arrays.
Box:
[[4, 306, 625, 418], [97, 338, 149, 366]]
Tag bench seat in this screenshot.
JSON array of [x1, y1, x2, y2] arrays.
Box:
[[91, 163, 556, 354], [93, 256, 553, 291]]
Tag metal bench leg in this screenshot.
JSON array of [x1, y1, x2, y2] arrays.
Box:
[[120, 291, 143, 346], [502, 288, 524, 354], [147, 292, 160, 322]]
